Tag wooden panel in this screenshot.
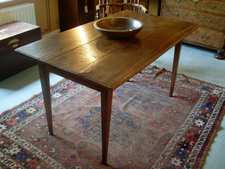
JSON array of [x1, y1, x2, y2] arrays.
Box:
[[1, 29, 41, 52], [149, 0, 158, 15], [160, 0, 225, 50], [34, 0, 49, 33], [58, 0, 80, 31], [17, 11, 197, 89], [34, 0, 60, 33], [0, 52, 35, 80], [161, 0, 225, 15], [49, 0, 59, 31], [186, 27, 225, 50], [161, 4, 225, 32], [0, 22, 41, 52], [59, 0, 96, 31]]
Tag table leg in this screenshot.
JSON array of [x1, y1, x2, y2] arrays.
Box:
[[39, 64, 54, 135], [169, 42, 181, 97], [101, 89, 113, 165]]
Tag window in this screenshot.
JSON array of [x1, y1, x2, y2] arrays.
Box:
[[0, 0, 13, 3]]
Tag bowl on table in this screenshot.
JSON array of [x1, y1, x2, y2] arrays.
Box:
[[93, 17, 143, 39]]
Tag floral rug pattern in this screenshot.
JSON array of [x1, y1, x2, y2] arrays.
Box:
[[0, 66, 225, 169]]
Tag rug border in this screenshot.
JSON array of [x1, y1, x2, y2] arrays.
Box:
[[195, 102, 225, 169]]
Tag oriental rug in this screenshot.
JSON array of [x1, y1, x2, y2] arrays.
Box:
[[0, 66, 225, 169]]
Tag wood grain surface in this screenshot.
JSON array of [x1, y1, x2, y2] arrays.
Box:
[[16, 10, 197, 90]]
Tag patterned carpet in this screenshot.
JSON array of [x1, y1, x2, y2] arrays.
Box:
[[0, 66, 225, 169]]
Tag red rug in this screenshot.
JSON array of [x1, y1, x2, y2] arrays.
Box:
[[0, 66, 225, 169]]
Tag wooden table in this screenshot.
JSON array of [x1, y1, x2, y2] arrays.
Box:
[[16, 11, 197, 165]]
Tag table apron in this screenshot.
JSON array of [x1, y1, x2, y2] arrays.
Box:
[[40, 63, 111, 93]]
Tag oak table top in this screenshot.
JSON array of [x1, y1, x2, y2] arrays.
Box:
[[16, 10, 197, 90], [16, 10, 197, 165]]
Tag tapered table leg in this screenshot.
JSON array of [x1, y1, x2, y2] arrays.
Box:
[[39, 64, 53, 135], [101, 89, 113, 165], [169, 42, 181, 97]]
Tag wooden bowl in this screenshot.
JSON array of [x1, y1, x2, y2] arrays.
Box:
[[94, 17, 143, 38]]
